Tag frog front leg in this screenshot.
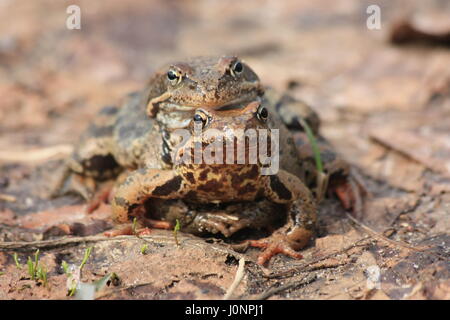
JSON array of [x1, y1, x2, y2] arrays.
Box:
[[247, 170, 317, 265], [112, 167, 188, 224]]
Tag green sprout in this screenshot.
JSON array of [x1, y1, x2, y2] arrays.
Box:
[[64, 247, 93, 297], [132, 217, 138, 235], [36, 265, 48, 287], [69, 284, 76, 297], [34, 250, 39, 273], [13, 252, 21, 269], [62, 247, 118, 299], [27, 257, 34, 279], [80, 247, 92, 271], [299, 118, 323, 173], [299, 118, 329, 203], [61, 260, 69, 274], [173, 219, 181, 246], [22, 249, 48, 286], [140, 244, 148, 255]]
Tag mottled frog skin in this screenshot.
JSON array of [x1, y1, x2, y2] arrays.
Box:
[[56, 56, 359, 265]]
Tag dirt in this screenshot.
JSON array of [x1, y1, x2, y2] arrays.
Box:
[[0, 0, 449, 300]]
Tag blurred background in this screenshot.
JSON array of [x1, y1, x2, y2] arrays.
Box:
[[0, 0, 449, 149]]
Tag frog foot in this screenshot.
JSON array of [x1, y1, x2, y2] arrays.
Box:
[[104, 218, 172, 237], [334, 182, 355, 210], [193, 212, 253, 237], [86, 182, 115, 213], [49, 165, 97, 200], [330, 174, 367, 216], [104, 225, 150, 237], [142, 218, 173, 230], [248, 233, 303, 266]]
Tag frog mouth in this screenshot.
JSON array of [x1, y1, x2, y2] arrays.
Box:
[[162, 96, 262, 112], [213, 96, 263, 111], [160, 103, 197, 112]]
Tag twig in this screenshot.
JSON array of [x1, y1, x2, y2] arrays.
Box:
[[249, 273, 317, 300], [0, 194, 16, 202], [0, 235, 116, 251], [0, 145, 73, 163], [0, 234, 246, 262], [345, 212, 427, 252], [265, 237, 371, 279], [223, 257, 246, 300], [94, 281, 157, 299], [387, 198, 421, 227], [324, 278, 367, 300]]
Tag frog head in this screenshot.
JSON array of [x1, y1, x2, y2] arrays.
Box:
[[170, 101, 277, 202], [146, 56, 264, 129]]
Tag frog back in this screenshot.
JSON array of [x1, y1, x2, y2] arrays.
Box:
[[112, 91, 165, 170]]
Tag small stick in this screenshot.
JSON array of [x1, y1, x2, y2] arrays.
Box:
[[250, 273, 316, 300], [0, 234, 247, 262], [345, 212, 426, 252], [223, 257, 246, 300], [265, 237, 371, 279], [0, 145, 73, 163], [0, 194, 16, 202]]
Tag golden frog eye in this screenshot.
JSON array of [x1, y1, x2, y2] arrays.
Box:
[[256, 105, 268, 122], [193, 110, 210, 128], [229, 60, 244, 78], [167, 69, 182, 86]]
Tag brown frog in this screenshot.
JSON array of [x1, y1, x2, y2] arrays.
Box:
[[110, 100, 317, 264], [55, 56, 361, 265]]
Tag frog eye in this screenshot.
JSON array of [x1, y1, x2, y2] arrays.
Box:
[[193, 110, 210, 128], [167, 69, 182, 85], [256, 105, 268, 122], [229, 60, 244, 78]]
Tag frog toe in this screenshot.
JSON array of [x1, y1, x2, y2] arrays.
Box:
[[141, 218, 172, 230], [330, 173, 367, 216], [55, 172, 96, 201], [248, 233, 304, 265]]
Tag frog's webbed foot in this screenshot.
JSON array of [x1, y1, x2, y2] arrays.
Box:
[[252, 171, 317, 265], [248, 234, 304, 265], [85, 180, 117, 213], [112, 168, 187, 223], [104, 219, 172, 237], [246, 199, 316, 265], [329, 170, 368, 217], [50, 164, 118, 214], [192, 211, 254, 237], [50, 166, 97, 201]]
